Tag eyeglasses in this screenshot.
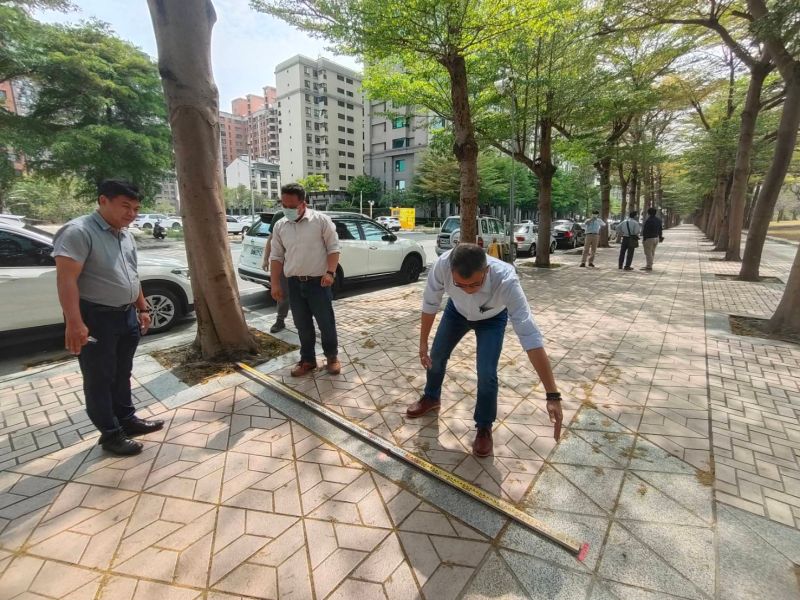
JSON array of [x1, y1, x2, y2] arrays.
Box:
[[453, 270, 487, 290]]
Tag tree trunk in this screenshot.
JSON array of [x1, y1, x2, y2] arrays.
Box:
[[655, 166, 663, 209], [534, 117, 556, 268], [444, 54, 478, 244], [596, 156, 611, 247], [629, 162, 638, 217], [699, 193, 712, 231], [726, 59, 771, 261], [147, 0, 256, 360], [768, 245, 800, 333], [740, 75, 800, 281], [715, 171, 734, 251], [617, 161, 629, 221]]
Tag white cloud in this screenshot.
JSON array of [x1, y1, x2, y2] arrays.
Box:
[[35, 0, 361, 108]]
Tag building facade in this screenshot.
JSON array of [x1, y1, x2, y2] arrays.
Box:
[[152, 172, 179, 212], [225, 156, 281, 202], [365, 101, 431, 194], [275, 55, 364, 189], [219, 111, 248, 171]]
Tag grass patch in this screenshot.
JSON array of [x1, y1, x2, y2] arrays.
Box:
[[151, 327, 297, 386], [714, 273, 783, 284], [729, 315, 800, 347], [768, 220, 800, 242]]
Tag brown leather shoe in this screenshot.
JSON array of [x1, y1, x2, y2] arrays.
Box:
[[473, 426, 493, 457], [325, 357, 341, 375], [290, 361, 316, 377], [406, 395, 441, 418]]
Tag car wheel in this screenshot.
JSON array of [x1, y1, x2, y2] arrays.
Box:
[[171, 222, 181, 230], [143, 285, 182, 334], [550, 241, 556, 254], [531, 243, 537, 257], [142, 223, 153, 230], [399, 254, 423, 283]]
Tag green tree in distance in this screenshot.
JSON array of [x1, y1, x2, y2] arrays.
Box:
[[297, 174, 328, 193], [347, 174, 382, 201]]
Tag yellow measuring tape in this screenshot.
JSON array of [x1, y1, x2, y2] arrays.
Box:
[[236, 362, 589, 561]]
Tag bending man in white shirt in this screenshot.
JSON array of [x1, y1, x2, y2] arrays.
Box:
[[406, 243, 564, 457]]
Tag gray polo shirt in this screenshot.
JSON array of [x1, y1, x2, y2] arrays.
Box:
[[52, 211, 140, 306]]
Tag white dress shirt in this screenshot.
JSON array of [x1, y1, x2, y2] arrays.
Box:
[[619, 218, 641, 237], [269, 209, 340, 277], [422, 250, 544, 351]]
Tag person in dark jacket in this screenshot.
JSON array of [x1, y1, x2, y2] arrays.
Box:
[[641, 207, 664, 271]]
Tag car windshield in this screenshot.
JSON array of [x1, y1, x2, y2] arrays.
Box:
[[514, 225, 530, 234], [246, 218, 271, 237], [441, 217, 460, 234], [553, 220, 572, 227], [20, 223, 54, 240]]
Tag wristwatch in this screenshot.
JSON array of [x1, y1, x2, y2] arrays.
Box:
[[546, 392, 562, 401], [326, 270, 336, 279]]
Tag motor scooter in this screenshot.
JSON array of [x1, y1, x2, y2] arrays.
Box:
[[153, 220, 166, 240]]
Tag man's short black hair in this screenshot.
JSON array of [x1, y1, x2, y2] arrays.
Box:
[[629, 210, 638, 218], [450, 243, 487, 278], [98, 179, 140, 201], [648, 207, 657, 216], [592, 210, 600, 215], [281, 183, 306, 202]]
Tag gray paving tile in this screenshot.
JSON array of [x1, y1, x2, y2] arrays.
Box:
[[718, 505, 800, 600], [460, 550, 529, 600], [627, 437, 697, 474], [524, 464, 606, 516], [720, 502, 800, 564], [598, 523, 706, 600], [501, 548, 593, 599], [591, 581, 688, 599], [571, 408, 631, 434], [548, 430, 629, 468], [553, 464, 626, 512]]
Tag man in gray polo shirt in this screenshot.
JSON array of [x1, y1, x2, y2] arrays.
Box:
[[53, 179, 164, 456]]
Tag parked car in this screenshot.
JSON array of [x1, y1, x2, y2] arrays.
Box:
[[0, 222, 194, 347], [0, 214, 26, 227], [514, 222, 557, 256], [226, 215, 251, 235], [375, 216, 401, 232], [552, 220, 586, 249], [435, 215, 512, 256], [133, 213, 182, 230], [237, 212, 426, 297]]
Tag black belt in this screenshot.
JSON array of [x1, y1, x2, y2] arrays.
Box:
[[290, 275, 322, 282], [81, 300, 135, 312]]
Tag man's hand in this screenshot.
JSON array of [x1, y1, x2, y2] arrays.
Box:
[[321, 273, 334, 288], [65, 320, 89, 355], [419, 343, 432, 369], [138, 312, 152, 335], [271, 284, 284, 302], [547, 399, 564, 441]]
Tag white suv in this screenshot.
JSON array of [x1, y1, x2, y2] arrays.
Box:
[[237, 212, 426, 296], [132, 213, 182, 230], [435, 215, 512, 256], [375, 216, 401, 231], [0, 222, 195, 346]]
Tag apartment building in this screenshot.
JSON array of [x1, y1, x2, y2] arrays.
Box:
[[225, 156, 281, 201], [152, 172, 179, 212], [219, 111, 248, 170], [275, 55, 364, 188], [365, 101, 431, 194]]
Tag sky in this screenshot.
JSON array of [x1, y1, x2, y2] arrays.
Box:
[[35, 0, 362, 110]]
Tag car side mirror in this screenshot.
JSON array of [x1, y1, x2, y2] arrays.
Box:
[[382, 234, 397, 242]]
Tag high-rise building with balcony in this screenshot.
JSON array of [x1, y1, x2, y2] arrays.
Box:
[[275, 55, 364, 189]]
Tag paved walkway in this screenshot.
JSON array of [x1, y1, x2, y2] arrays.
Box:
[[1, 226, 799, 599]]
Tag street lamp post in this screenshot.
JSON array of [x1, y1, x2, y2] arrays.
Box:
[[495, 74, 517, 260], [247, 143, 255, 219], [368, 200, 374, 219]]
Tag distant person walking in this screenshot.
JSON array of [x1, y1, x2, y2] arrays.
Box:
[[263, 209, 290, 333], [618, 211, 641, 271], [53, 179, 164, 456], [269, 183, 342, 376], [580, 210, 604, 268], [641, 207, 664, 271]]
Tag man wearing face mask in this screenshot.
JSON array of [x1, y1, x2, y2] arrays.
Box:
[[269, 183, 342, 376], [406, 243, 563, 457]]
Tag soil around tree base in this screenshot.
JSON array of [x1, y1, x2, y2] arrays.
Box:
[[151, 327, 297, 386], [729, 315, 800, 347]]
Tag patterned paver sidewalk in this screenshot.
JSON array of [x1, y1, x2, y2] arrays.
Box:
[[1, 225, 799, 599]]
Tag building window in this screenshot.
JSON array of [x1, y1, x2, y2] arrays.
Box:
[[306, 133, 312, 142], [346, 103, 353, 109], [307, 159, 313, 167], [338, 138, 346, 144], [339, 175, 347, 180], [347, 152, 354, 158], [338, 113, 345, 119], [346, 91, 353, 97], [339, 162, 346, 168], [316, 161, 322, 167], [306, 120, 312, 128], [392, 117, 407, 129], [337, 87, 345, 94], [347, 140, 355, 146], [337, 74, 345, 81], [347, 116, 354, 122], [337, 100, 345, 107], [305, 66, 311, 75], [395, 159, 406, 172], [346, 77, 353, 84], [347, 164, 355, 170], [395, 180, 406, 190], [304, 80, 311, 89], [392, 138, 406, 149], [338, 126, 345, 132], [307, 146, 313, 155], [346, 128, 354, 134]]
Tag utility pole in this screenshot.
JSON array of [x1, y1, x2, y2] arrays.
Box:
[[360, 190, 363, 216], [247, 142, 255, 219]]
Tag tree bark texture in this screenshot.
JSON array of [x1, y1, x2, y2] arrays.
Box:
[[147, 0, 256, 359], [629, 162, 638, 217], [725, 58, 771, 261], [534, 117, 556, 268], [714, 172, 734, 251], [768, 245, 800, 333], [740, 75, 800, 280], [596, 156, 611, 247], [617, 161, 629, 221], [745, 181, 761, 228], [444, 54, 478, 244]]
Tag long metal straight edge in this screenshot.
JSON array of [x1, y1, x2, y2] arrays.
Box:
[[236, 362, 589, 561]]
